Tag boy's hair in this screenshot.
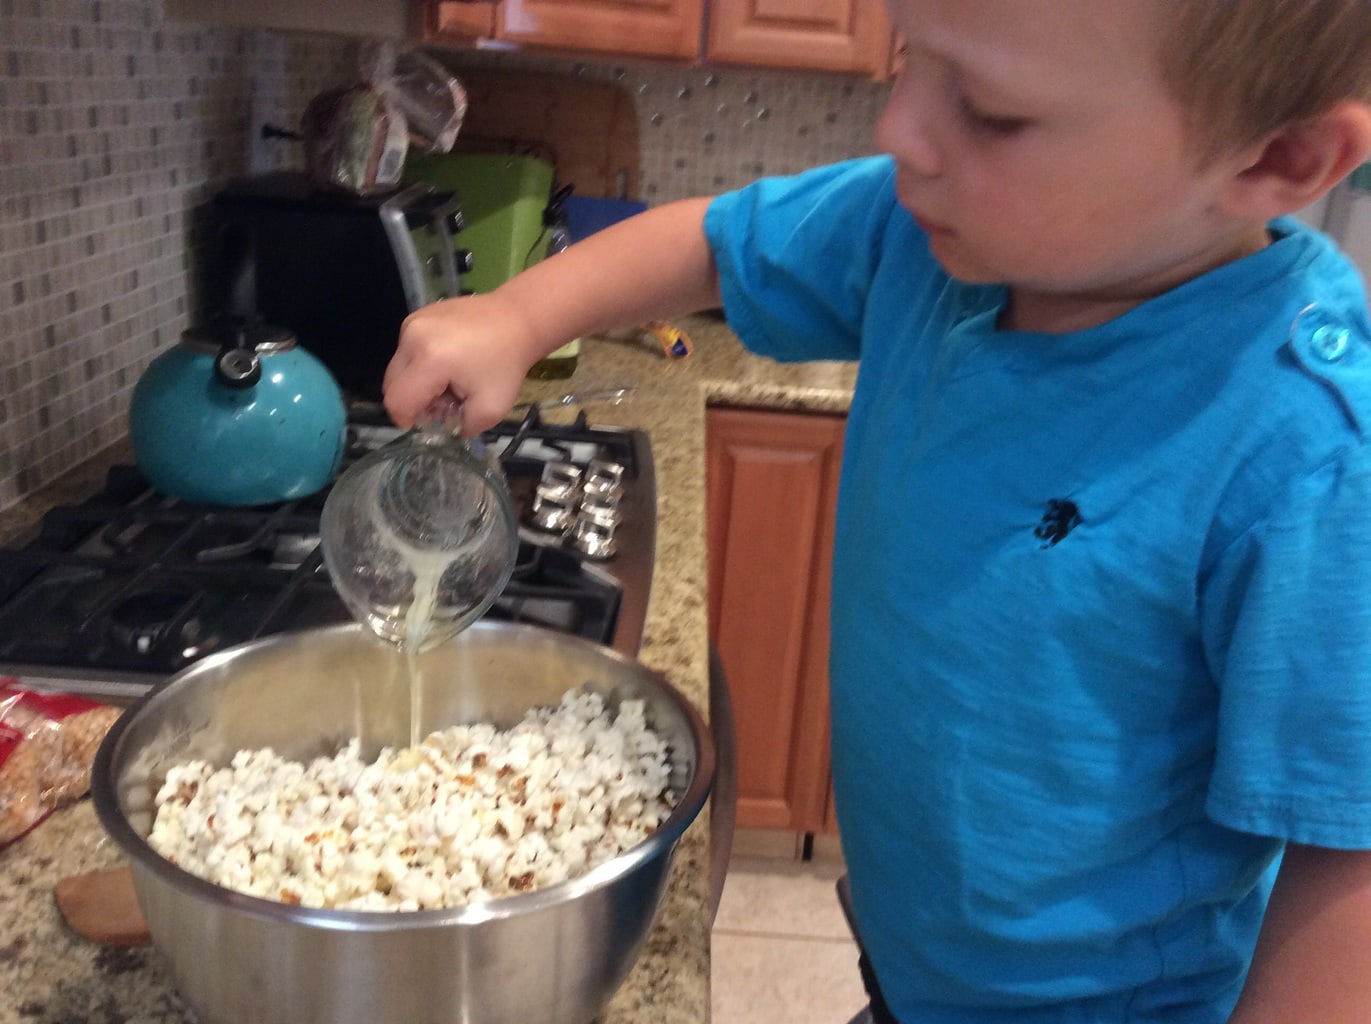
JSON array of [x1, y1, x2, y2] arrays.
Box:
[[1162, 0, 1371, 163]]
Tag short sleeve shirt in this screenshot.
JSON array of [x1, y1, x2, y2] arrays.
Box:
[[705, 156, 1371, 1024]]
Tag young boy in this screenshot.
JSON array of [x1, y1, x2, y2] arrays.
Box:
[[384, 1, 1371, 1020]]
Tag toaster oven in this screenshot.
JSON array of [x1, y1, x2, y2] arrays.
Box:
[[206, 171, 473, 399]]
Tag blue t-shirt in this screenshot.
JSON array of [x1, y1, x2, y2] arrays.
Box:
[[705, 156, 1371, 1023]]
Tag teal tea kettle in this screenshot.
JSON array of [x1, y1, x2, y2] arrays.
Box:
[[129, 318, 348, 506]]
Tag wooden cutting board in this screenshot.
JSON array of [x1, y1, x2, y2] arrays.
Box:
[[445, 67, 642, 200], [54, 865, 151, 946]]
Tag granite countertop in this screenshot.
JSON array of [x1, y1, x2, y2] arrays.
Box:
[[0, 314, 856, 1024]]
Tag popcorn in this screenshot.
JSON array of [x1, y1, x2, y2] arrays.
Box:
[[147, 688, 675, 911]]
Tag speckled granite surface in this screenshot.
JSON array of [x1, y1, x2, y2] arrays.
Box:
[[0, 314, 855, 1024]]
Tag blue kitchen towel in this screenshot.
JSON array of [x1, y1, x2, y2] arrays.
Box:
[[563, 195, 648, 243]]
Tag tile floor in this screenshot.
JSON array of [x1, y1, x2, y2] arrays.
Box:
[[711, 831, 870, 1024]]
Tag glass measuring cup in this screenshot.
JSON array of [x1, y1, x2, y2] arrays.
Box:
[[319, 397, 518, 652]]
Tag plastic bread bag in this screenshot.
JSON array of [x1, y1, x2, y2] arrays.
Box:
[[0, 682, 122, 848], [299, 43, 465, 194], [301, 81, 409, 195], [385, 47, 467, 154]]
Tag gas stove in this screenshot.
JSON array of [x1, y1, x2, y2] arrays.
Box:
[[0, 408, 655, 704]]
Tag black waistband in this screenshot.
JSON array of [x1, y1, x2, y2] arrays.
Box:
[[858, 950, 903, 1024]]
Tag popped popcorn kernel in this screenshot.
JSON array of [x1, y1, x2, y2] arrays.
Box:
[[147, 687, 674, 911]]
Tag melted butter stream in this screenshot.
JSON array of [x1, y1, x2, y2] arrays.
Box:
[[368, 488, 494, 749], [401, 551, 449, 747], [365, 409, 505, 749]]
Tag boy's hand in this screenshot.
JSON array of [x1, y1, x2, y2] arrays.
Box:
[[383, 293, 538, 436], [382, 196, 721, 436]]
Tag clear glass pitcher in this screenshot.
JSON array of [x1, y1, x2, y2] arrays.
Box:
[[319, 399, 518, 651]]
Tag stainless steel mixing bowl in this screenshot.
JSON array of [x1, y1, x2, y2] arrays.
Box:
[[92, 622, 713, 1024]]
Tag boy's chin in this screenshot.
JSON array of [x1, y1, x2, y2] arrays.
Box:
[[922, 235, 1001, 285], [929, 254, 1001, 286]]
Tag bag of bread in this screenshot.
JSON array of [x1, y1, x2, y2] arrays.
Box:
[[0, 682, 122, 848], [301, 83, 410, 196], [298, 42, 465, 196]]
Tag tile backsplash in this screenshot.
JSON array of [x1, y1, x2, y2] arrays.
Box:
[[438, 48, 890, 201], [0, 0, 887, 512]]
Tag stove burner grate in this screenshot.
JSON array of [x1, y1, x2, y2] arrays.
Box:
[[0, 410, 649, 688]]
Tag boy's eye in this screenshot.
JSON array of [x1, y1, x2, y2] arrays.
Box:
[[958, 95, 1031, 137]]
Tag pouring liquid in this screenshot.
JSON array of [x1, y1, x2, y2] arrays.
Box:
[[401, 552, 449, 746], [370, 480, 497, 746]]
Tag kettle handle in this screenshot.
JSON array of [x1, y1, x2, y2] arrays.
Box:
[[212, 222, 259, 323]]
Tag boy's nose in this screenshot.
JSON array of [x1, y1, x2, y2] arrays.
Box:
[[875, 70, 942, 179]]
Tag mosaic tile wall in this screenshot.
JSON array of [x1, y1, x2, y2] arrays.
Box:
[[0, 0, 888, 511], [440, 49, 891, 201]]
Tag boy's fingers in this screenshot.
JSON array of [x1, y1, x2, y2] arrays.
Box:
[[383, 367, 448, 430]]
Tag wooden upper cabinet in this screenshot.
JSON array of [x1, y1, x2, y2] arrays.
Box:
[[424, 0, 894, 74], [706, 0, 892, 75], [429, 1, 497, 41], [498, 0, 705, 59]]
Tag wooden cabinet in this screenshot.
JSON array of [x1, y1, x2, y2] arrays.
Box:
[[430, 0, 703, 59], [499, 0, 706, 60], [428, 0, 497, 39], [706, 406, 844, 834], [166, 0, 414, 36], [426, 0, 892, 76], [706, 0, 890, 75]]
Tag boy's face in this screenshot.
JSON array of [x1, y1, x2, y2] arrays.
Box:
[[876, 0, 1263, 325]]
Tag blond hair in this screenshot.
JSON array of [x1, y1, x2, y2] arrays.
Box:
[[1162, 0, 1371, 161]]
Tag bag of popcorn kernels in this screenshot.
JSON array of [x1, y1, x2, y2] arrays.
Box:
[[0, 681, 122, 848]]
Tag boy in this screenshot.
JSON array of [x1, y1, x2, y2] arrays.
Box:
[[384, 0, 1371, 1020]]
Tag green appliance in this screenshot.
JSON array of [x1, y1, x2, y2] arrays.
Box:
[[404, 152, 556, 294]]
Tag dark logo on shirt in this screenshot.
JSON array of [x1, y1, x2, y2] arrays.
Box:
[[1035, 499, 1082, 548]]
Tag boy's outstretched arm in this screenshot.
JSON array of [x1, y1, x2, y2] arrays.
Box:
[[1227, 842, 1371, 1023], [383, 196, 721, 434]]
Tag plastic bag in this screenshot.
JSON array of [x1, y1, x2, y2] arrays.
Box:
[[300, 43, 466, 196], [0, 682, 122, 848], [386, 47, 468, 154], [301, 82, 409, 195]]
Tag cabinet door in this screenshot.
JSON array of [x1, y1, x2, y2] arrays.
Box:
[[497, 0, 706, 59], [706, 406, 844, 834], [429, 1, 498, 41], [705, 0, 892, 74]]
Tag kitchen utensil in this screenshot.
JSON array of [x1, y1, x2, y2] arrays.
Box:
[[91, 621, 713, 1024], [511, 385, 636, 412], [54, 865, 150, 947], [319, 397, 518, 650], [128, 317, 347, 506]]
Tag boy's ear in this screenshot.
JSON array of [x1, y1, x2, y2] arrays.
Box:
[[1219, 100, 1371, 219]]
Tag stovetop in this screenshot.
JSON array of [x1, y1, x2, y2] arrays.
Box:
[[0, 409, 655, 704]]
